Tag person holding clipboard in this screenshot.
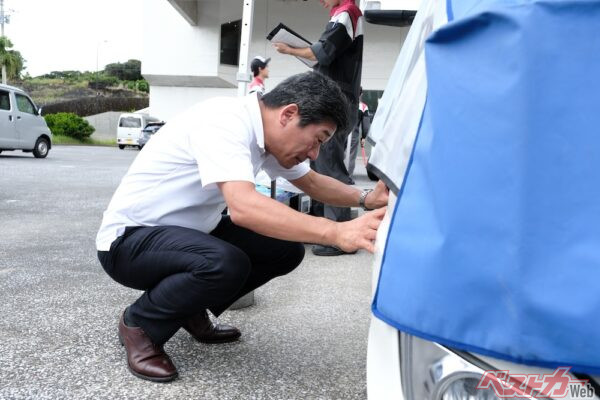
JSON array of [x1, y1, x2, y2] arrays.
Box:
[[273, 0, 364, 257]]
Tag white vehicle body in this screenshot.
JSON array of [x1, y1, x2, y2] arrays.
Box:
[[0, 84, 52, 158], [116, 112, 161, 149]]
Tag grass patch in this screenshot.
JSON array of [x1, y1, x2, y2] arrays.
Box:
[[52, 135, 116, 146]]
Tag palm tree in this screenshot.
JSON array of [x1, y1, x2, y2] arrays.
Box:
[[0, 36, 23, 84]]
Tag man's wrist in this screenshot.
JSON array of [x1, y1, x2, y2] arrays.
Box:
[[320, 218, 338, 246], [358, 189, 374, 211]]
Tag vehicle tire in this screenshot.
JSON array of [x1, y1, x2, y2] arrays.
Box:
[[32, 138, 50, 158], [118, 145, 125, 149]]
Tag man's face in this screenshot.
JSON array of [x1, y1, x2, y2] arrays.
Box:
[[319, 0, 342, 9], [260, 65, 269, 79], [274, 118, 336, 169]]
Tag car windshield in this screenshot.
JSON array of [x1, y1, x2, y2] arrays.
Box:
[[145, 125, 162, 133], [119, 117, 142, 128]]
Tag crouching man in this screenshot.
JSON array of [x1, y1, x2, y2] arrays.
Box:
[[96, 72, 388, 382]]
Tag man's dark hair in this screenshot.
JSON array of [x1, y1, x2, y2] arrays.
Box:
[[261, 72, 350, 135]]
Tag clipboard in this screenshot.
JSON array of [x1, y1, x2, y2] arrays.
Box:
[[267, 23, 317, 68]]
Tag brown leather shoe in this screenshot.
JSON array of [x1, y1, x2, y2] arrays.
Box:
[[118, 313, 178, 382], [182, 310, 241, 344]]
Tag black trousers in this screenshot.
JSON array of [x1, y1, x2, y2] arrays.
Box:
[[310, 101, 358, 223], [98, 216, 305, 345]]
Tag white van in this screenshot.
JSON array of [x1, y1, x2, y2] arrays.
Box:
[[0, 84, 52, 158], [116, 113, 162, 150]]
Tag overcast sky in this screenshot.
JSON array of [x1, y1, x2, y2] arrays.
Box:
[[3, 0, 143, 77]]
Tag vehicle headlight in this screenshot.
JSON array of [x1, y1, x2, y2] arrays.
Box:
[[401, 333, 501, 400]]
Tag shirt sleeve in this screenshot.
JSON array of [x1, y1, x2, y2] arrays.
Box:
[[310, 13, 354, 67], [189, 116, 256, 188], [261, 155, 310, 182]]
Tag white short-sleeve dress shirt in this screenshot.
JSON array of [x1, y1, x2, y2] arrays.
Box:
[[96, 94, 310, 251]]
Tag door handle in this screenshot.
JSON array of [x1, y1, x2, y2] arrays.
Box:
[[16, 116, 21, 120], [8, 115, 12, 121]]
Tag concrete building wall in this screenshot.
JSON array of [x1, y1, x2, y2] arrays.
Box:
[[143, 0, 409, 121], [149, 86, 238, 120], [143, 0, 221, 80], [85, 112, 122, 141]]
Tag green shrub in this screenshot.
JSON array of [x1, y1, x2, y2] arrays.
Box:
[[88, 74, 119, 90], [44, 112, 95, 140], [136, 80, 149, 93]]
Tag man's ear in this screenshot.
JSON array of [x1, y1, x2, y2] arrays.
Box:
[[279, 104, 299, 127]]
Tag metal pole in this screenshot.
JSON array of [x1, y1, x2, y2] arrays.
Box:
[[96, 42, 99, 93], [0, 0, 4, 37], [96, 40, 107, 104], [236, 0, 254, 97], [1, 0, 5, 84], [229, 0, 257, 311]]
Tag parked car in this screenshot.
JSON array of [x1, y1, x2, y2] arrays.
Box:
[[116, 112, 162, 149], [139, 121, 165, 148], [0, 84, 52, 158], [364, 0, 600, 399]]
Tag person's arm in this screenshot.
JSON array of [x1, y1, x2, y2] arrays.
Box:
[[218, 180, 385, 253], [274, 14, 353, 66], [272, 43, 317, 61], [310, 15, 354, 66], [290, 170, 388, 210]]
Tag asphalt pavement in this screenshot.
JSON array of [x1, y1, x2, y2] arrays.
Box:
[[0, 145, 377, 400]]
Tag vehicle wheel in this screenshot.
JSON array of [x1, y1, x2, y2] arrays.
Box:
[[33, 138, 50, 158], [118, 145, 125, 149]]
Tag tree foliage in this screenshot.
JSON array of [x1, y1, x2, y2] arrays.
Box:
[[38, 70, 93, 82], [31, 59, 147, 93], [88, 74, 120, 90], [104, 59, 142, 81], [0, 36, 26, 81]]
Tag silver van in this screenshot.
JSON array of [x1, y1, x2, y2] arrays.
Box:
[[0, 84, 52, 158]]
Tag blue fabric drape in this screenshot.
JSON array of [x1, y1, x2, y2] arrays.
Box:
[[372, 0, 600, 374]]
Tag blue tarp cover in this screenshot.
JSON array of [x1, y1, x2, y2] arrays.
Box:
[[372, 0, 600, 374]]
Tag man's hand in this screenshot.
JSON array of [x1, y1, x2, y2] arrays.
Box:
[[365, 180, 389, 210], [273, 42, 293, 55], [273, 43, 317, 61], [334, 207, 387, 253]]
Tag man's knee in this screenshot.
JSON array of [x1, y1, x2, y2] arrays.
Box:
[[277, 242, 305, 276], [191, 246, 251, 295]]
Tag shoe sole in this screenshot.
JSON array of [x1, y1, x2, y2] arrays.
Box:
[[312, 250, 357, 256], [118, 332, 179, 383], [188, 331, 242, 344], [311, 246, 357, 256]]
